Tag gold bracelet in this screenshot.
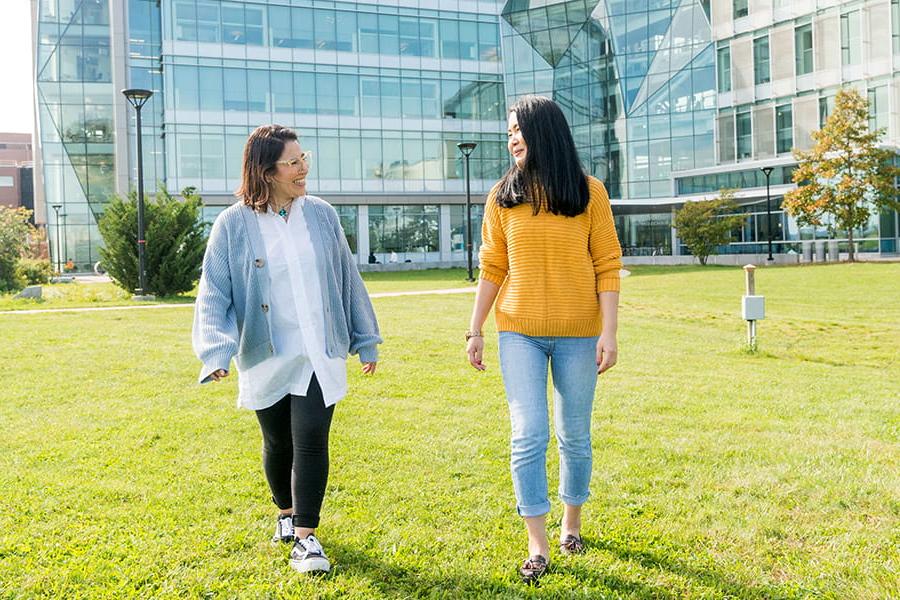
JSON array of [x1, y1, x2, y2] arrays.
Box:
[[465, 330, 483, 341]]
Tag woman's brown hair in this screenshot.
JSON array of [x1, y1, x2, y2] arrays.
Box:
[[235, 124, 298, 212]]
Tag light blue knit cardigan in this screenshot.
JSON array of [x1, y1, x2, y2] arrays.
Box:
[[192, 197, 381, 384]]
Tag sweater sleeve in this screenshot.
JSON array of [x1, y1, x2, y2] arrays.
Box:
[[587, 179, 623, 293], [478, 187, 508, 286], [192, 214, 239, 383]]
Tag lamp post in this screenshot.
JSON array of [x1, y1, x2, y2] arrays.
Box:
[[51, 204, 62, 274], [760, 166, 774, 262], [122, 88, 153, 298], [456, 141, 477, 282], [61, 212, 68, 269]]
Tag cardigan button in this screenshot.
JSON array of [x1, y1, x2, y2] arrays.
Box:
[[261, 303, 269, 313], [254, 258, 265, 267]]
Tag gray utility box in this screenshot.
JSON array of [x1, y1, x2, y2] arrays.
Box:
[[742, 295, 765, 321]]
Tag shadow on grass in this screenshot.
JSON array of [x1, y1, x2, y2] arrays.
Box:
[[581, 534, 812, 600], [325, 537, 808, 599]]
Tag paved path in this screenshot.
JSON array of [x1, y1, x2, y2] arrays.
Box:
[[0, 287, 476, 316]]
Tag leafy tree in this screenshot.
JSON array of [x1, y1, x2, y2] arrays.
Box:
[[675, 189, 745, 266], [784, 88, 900, 261], [98, 186, 208, 296], [0, 206, 35, 292]]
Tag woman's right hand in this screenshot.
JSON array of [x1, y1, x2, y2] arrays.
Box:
[[466, 337, 486, 371], [210, 369, 229, 382]]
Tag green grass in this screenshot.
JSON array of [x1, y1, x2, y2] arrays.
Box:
[[0, 263, 897, 598], [0, 269, 477, 312]]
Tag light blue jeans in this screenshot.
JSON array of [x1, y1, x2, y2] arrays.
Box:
[[498, 331, 599, 518]]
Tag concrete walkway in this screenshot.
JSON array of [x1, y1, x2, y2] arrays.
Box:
[[0, 286, 477, 316]]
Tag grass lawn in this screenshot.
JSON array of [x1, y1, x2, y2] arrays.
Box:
[[0, 263, 896, 599], [0, 268, 478, 312]]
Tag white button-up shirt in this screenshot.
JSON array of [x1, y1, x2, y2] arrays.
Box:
[[236, 197, 348, 410]]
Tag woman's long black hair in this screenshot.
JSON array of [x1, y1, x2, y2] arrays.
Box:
[[496, 95, 588, 217]]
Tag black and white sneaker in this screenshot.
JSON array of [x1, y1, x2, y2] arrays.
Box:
[[271, 515, 294, 544], [289, 534, 331, 574]]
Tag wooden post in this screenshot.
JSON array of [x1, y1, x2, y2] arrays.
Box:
[[744, 264, 756, 296]]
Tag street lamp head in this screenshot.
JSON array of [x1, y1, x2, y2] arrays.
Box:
[[51, 204, 62, 211], [457, 142, 477, 157], [760, 166, 774, 177], [121, 88, 153, 109]]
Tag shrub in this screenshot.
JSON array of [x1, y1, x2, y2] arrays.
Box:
[[0, 206, 34, 293], [16, 258, 52, 285], [98, 186, 209, 296]]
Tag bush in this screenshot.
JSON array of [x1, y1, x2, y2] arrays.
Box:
[[0, 206, 34, 293], [98, 186, 209, 297], [16, 258, 52, 285], [674, 189, 745, 265]]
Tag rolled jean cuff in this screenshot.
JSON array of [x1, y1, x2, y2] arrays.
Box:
[[559, 492, 590, 507], [517, 500, 552, 518]]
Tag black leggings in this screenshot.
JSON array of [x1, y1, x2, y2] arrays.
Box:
[[254, 375, 335, 529]]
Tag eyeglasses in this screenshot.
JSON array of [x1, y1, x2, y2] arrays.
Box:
[[275, 151, 313, 168]]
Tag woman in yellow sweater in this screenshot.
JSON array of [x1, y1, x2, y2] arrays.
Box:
[[466, 95, 622, 583]]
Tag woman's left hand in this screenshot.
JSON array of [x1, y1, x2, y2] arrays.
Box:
[[596, 333, 617, 375], [362, 362, 377, 375]]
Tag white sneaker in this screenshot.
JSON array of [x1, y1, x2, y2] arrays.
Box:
[[289, 534, 331, 574], [272, 515, 294, 544]]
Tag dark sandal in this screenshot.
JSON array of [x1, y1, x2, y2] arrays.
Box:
[[518, 554, 548, 584], [559, 534, 585, 555]]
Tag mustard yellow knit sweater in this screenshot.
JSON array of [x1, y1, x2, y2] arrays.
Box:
[[478, 176, 622, 337]]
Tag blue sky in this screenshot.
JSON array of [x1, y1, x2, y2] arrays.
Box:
[[0, 0, 35, 134]]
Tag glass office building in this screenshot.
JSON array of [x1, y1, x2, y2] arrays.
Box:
[[499, 0, 899, 256], [684, 0, 900, 255], [33, 0, 900, 268], [34, 0, 506, 269], [501, 0, 716, 256]]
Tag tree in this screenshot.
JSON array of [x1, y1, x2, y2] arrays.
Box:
[[783, 87, 900, 261], [675, 189, 745, 266], [0, 206, 35, 292], [98, 186, 209, 296]]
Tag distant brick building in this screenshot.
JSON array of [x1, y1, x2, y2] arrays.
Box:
[[0, 133, 34, 220]]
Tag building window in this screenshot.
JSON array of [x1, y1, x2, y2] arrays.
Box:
[[335, 206, 358, 253], [717, 45, 731, 92], [753, 36, 770, 85], [868, 86, 889, 131], [795, 23, 813, 75], [368, 205, 440, 261], [776, 104, 792, 154], [736, 108, 752, 159], [734, 0, 749, 19], [893, 0, 900, 55], [449, 205, 484, 252], [819, 94, 835, 127], [0, 175, 14, 187], [841, 10, 861, 66]]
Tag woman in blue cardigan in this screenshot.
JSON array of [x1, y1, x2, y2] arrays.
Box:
[[193, 124, 381, 575]]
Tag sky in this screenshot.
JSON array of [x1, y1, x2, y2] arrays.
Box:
[[0, 0, 36, 135]]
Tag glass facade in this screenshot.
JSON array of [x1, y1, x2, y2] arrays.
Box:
[[368, 205, 440, 263], [34, 0, 900, 264], [703, 1, 899, 256], [36, 0, 115, 271], [501, 0, 715, 201], [36, 0, 511, 268], [162, 0, 507, 197]]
